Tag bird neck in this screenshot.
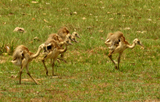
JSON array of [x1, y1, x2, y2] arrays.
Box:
[[30, 46, 42, 59], [126, 40, 137, 49], [58, 45, 67, 53]]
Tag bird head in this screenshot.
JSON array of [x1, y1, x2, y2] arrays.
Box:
[[39, 43, 45, 49], [134, 38, 144, 49], [66, 33, 74, 42], [73, 32, 80, 38], [71, 32, 80, 43], [65, 39, 72, 45]]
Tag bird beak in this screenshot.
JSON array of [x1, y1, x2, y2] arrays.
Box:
[[67, 41, 73, 45], [69, 42, 73, 45], [69, 37, 74, 42], [138, 41, 144, 49], [76, 35, 80, 38], [70, 38, 74, 42], [73, 39, 78, 43]]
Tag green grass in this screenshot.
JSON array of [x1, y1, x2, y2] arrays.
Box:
[[0, 0, 160, 101]]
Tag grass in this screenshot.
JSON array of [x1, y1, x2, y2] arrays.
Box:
[[0, 0, 160, 101]]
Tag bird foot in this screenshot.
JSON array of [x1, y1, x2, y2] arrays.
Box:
[[115, 66, 119, 70], [57, 58, 67, 63], [46, 72, 48, 76], [51, 75, 58, 79]]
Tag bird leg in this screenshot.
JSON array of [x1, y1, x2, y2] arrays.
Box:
[[60, 54, 64, 60], [26, 64, 39, 85], [19, 66, 23, 84], [19, 59, 28, 84], [58, 54, 67, 63], [108, 50, 118, 69], [52, 62, 55, 76], [117, 53, 122, 70], [42, 59, 48, 76]]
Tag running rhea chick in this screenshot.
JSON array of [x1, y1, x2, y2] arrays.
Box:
[[11, 44, 45, 84], [41, 35, 72, 76], [105, 31, 144, 70]]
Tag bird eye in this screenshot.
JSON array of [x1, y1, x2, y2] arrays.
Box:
[[137, 40, 140, 43]]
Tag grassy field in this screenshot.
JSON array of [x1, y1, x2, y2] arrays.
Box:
[[0, 0, 160, 101]]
